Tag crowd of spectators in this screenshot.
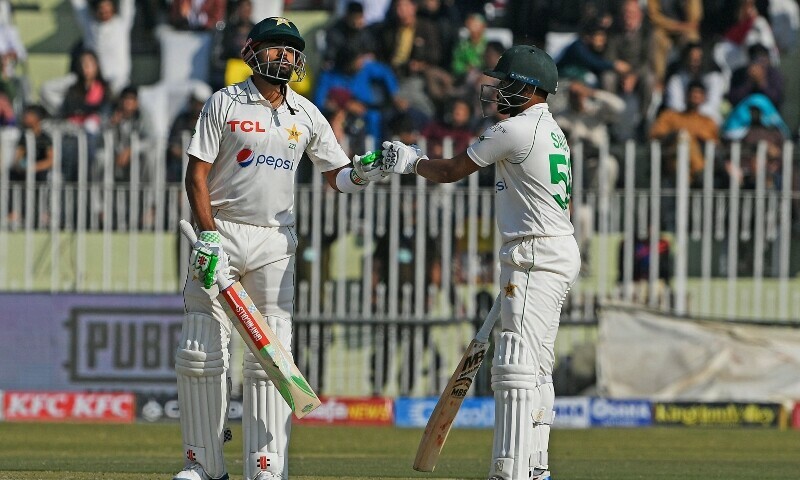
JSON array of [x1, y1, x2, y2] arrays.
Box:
[[0, 0, 798, 208]]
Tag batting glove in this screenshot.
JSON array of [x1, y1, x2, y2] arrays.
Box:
[[190, 231, 232, 289], [380, 141, 428, 175], [353, 152, 389, 183]]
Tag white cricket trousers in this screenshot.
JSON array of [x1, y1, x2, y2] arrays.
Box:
[[498, 234, 581, 375]]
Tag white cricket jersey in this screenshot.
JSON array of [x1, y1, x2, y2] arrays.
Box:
[[467, 103, 574, 243], [187, 78, 350, 227]]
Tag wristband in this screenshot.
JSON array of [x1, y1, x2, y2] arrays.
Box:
[[336, 167, 369, 193]]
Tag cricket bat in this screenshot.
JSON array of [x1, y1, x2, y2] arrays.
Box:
[[413, 294, 501, 472], [180, 219, 321, 419]]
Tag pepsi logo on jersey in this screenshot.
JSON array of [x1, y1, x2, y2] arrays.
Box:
[[235, 148, 295, 170]]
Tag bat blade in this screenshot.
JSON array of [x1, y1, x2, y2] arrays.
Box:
[[219, 283, 321, 418], [413, 295, 501, 472]]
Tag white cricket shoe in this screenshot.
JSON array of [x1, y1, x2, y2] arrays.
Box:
[[173, 462, 229, 480], [253, 472, 282, 479]]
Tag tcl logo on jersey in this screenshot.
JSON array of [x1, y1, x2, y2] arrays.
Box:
[[227, 120, 268, 132], [3, 391, 135, 423], [235, 148, 295, 171]]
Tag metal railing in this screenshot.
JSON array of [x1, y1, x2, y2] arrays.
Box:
[[1, 126, 798, 323]]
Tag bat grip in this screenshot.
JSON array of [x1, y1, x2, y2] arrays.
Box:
[[179, 219, 198, 244], [475, 293, 501, 343]]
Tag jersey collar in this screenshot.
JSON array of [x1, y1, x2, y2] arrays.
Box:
[[243, 77, 300, 113]]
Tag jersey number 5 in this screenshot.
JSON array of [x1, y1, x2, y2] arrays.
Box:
[[549, 153, 572, 210]]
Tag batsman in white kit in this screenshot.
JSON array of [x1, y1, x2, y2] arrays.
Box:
[[175, 17, 383, 480], [373, 45, 581, 480]]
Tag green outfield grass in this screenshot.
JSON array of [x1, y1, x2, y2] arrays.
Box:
[[0, 423, 798, 479]]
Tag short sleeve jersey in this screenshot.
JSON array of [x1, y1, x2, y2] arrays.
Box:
[[467, 103, 574, 243], [187, 78, 350, 227]]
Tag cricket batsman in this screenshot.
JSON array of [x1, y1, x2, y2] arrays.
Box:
[[174, 16, 383, 480], [372, 45, 581, 480]]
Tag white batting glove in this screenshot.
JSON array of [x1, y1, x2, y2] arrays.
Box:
[[190, 231, 232, 289], [353, 152, 389, 183], [380, 141, 428, 175]]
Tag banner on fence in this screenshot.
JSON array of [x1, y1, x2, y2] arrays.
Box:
[[297, 397, 393, 426], [2, 391, 135, 423], [0, 293, 183, 392], [394, 397, 494, 428], [653, 402, 784, 428]]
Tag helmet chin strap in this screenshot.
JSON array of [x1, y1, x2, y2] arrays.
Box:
[[255, 73, 296, 115]]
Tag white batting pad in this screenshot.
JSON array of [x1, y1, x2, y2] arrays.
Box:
[[532, 379, 555, 474], [490, 331, 538, 480], [175, 312, 230, 479], [243, 315, 293, 479]]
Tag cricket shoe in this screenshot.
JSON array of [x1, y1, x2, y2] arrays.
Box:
[[253, 472, 282, 479], [531, 469, 551, 480], [173, 462, 229, 480]]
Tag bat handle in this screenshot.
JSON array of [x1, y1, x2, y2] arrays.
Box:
[[179, 219, 198, 244], [475, 293, 501, 343]]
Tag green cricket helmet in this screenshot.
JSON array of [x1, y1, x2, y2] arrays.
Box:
[[480, 44, 558, 115], [485, 44, 558, 94], [241, 17, 307, 83]]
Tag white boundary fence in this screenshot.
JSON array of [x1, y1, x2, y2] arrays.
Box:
[[1, 126, 798, 324]]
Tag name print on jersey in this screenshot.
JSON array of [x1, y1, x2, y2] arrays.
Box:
[[235, 148, 296, 171]]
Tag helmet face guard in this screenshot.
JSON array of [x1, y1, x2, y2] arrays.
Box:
[[479, 79, 535, 116], [241, 39, 307, 83]]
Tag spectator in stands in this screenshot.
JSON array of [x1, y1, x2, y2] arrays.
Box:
[[727, 43, 784, 110], [422, 98, 475, 160], [714, 0, 779, 76], [375, 0, 453, 108], [8, 105, 52, 226], [555, 80, 623, 192], [169, 0, 227, 31], [721, 92, 790, 141], [334, 0, 391, 26], [60, 49, 111, 180], [61, 49, 110, 134], [159, 0, 227, 84], [649, 80, 719, 186], [166, 83, 213, 183], [457, 40, 504, 123], [108, 86, 152, 182], [323, 1, 375, 71], [10, 105, 52, 182], [213, 0, 255, 88], [664, 42, 726, 125], [451, 13, 487, 81], [314, 46, 402, 150], [0, 87, 11, 125], [556, 21, 630, 88], [70, 0, 135, 95], [322, 87, 368, 155], [768, 0, 800, 55], [604, 0, 653, 140], [737, 105, 787, 190], [647, 0, 702, 86], [0, 0, 26, 114], [418, 0, 462, 69], [617, 227, 672, 302]]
